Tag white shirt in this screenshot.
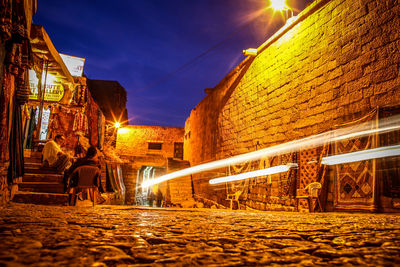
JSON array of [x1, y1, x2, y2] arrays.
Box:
[[42, 140, 62, 166]]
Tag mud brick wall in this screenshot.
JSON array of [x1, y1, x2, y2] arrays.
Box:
[[116, 125, 184, 158], [116, 125, 184, 205], [184, 0, 400, 208], [120, 163, 137, 205], [166, 158, 194, 207]]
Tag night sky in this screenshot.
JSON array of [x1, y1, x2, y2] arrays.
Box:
[[34, 0, 310, 127]]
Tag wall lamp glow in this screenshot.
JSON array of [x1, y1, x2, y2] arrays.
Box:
[[243, 48, 258, 56], [321, 145, 400, 165], [269, 0, 286, 11], [209, 163, 297, 185], [114, 122, 121, 129]]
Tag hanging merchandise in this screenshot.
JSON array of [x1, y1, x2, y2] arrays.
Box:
[[72, 108, 89, 135], [98, 109, 104, 149], [74, 135, 85, 157], [16, 68, 30, 105], [22, 103, 30, 119], [8, 96, 24, 184], [25, 107, 36, 149], [0, 72, 13, 162]]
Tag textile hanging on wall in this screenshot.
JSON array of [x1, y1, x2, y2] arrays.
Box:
[[98, 109, 105, 149], [72, 109, 88, 134], [86, 91, 100, 147], [278, 153, 297, 198], [297, 144, 329, 211], [106, 164, 118, 193], [24, 107, 36, 149], [113, 164, 126, 204], [333, 109, 378, 211], [0, 42, 30, 161], [227, 160, 253, 198], [378, 106, 400, 198], [0, 73, 12, 162], [8, 95, 24, 183]]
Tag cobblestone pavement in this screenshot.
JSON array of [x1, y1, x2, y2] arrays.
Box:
[[0, 203, 400, 266]]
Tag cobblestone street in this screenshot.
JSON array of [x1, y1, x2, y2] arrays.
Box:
[[0, 203, 399, 266]]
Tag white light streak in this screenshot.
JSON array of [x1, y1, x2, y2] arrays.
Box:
[[209, 163, 297, 185], [321, 145, 400, 165], [141, 115, 400, 189]]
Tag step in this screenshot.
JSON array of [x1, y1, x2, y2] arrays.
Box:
[[24, 162, 42, 169], [24, 157, 42, 164], [18, 182, 65, 194], [12, 191, 68, 206], [24, 167, 60, 175], [24, 151, 42, 157], [23, 173, 63, 183]]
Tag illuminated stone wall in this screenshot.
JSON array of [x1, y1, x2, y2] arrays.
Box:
[[116, 125, 185, 205], [116, 125, 184, 158], [185, 0, 400, 209]]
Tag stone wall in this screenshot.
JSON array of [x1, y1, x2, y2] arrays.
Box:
[[116, 125, 185, 205], [116, 125, 184, 158], [184, 0, 400, 209], [166, 158, 194, 207]]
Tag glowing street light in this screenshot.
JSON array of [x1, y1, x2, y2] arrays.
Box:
[[114, 122, 121, 129], [269, 0, 287, 11]]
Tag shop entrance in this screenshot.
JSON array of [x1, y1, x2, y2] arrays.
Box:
[[135, 166, 166, 207], [23, 106, 51, 150]]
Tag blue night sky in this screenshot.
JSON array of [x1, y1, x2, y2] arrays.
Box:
[[34, 0, 310, 127]]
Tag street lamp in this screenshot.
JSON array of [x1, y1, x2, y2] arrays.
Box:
[[114, 122, 121, 129], [268, 0, 294, 21], [269, 0, 286, 11]]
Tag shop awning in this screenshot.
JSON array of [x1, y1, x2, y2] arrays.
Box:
[[30, 24, 74, 84]]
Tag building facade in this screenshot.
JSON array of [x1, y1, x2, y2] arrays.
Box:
[[184, 0, 400, 212], [115, 125, 193, 206]]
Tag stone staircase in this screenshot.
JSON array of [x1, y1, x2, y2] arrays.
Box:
[[12, 151, 68, 205]]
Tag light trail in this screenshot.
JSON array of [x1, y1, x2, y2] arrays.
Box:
[[209, 163, 297, 185], [321, 145, 400, 165], [141, 115, 400, 188]]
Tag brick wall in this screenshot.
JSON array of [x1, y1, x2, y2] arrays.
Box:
[[166, 158, 194, 207], [116, 125, 185, 205], [117, 125, 184, 158], [185, 0, 400, 208]]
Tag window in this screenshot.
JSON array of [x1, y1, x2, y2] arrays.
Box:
[[174, 142, 183, 159], [148, 142, 162, 150]]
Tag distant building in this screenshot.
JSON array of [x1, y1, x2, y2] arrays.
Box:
[[115, 125, 193, 207], [86, 79, 129, 125]]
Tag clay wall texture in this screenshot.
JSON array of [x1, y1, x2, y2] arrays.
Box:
[[184, 0, 400, 204], [116, 125, 185, 204], [116, 125, 184, 158]]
